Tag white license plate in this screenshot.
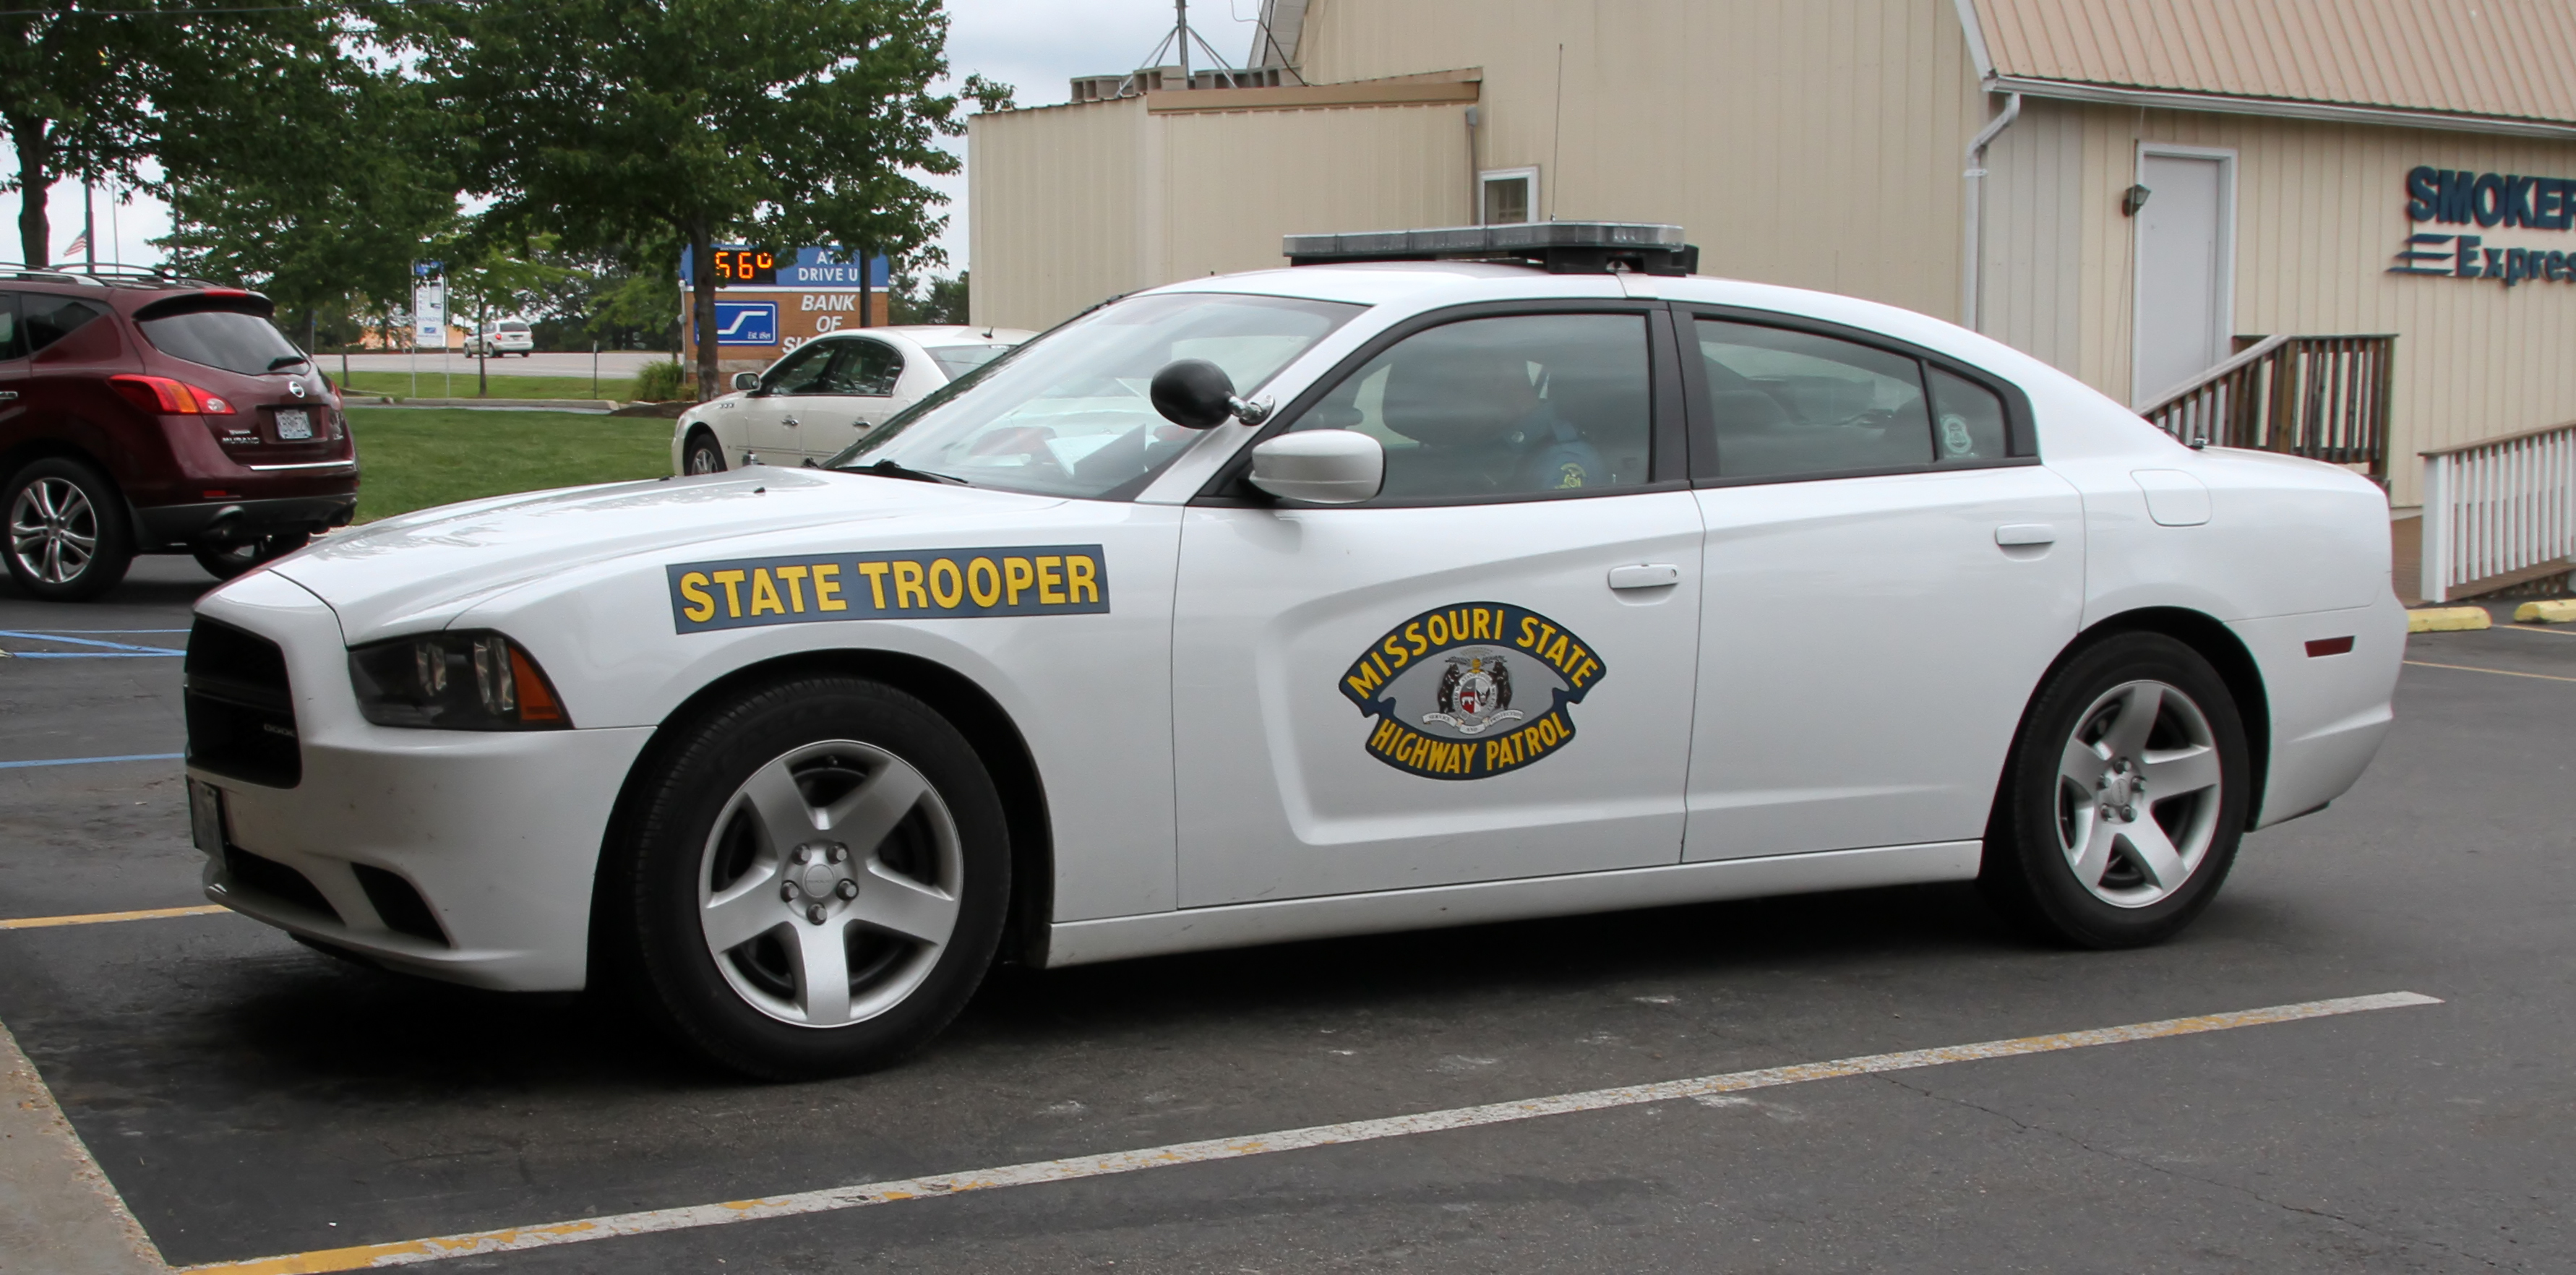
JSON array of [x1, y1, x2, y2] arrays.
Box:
[[275, 409, 313, 440], [188, 778, 226, 856]]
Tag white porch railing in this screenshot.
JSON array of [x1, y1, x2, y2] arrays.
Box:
[[2420, 421, 2576, 604]]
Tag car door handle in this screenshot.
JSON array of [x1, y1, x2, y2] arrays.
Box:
[[781, 416, 799, 426], [0, 391, 17, 401], [1994, 523, 2058, 546], [1607, 564, 1681, 590]]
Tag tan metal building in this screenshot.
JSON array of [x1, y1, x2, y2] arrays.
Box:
[[968, 0, 2576, 511]]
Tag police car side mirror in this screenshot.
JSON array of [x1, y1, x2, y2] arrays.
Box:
[[1248, 430, 1384, 505], [1150, 358, 1269, 428], [731, 372, 761, 392]]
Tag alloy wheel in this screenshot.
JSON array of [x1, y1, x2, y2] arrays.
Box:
[[697, 739, 963, 1027], [2053, 679, 2225, 908], [9, 477, 99, 585]]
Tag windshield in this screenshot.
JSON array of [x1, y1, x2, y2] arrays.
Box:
[[923, 343, 1015, 379], [829, 292, 1361, 498], [139, 309, 304, 374]]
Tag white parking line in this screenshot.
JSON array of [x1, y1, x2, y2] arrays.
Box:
[[181, 990, 2439, 1274]]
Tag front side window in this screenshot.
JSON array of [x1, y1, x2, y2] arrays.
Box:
[[833, 291, 1360, 499], [26, 296, 108, 358], [1696, 319, 1933, 478], [1288, 312, 1652, 501], [0, 293, 23, 361]]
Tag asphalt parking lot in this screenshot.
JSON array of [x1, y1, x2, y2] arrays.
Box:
[[3, 559, 2569, 1273]]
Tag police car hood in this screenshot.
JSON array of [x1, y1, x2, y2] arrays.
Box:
[[266, 468, 1065, 639]]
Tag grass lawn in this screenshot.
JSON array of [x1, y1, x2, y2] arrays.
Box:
[[335, 369, 634, 401], [348, 408, 673, 523]]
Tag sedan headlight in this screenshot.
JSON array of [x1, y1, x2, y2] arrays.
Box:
[[348, 631, 572, 730]]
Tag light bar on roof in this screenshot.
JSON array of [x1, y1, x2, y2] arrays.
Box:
[[1282, 222, 1698, 275]]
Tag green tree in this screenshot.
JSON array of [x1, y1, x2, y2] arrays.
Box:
[[889, 269, 968, 325], [419, 0, 1008, 400], [440, 233, 572, 395], [1, 1, 359, 266]]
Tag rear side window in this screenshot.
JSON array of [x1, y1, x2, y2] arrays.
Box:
[[820, 339, 902, 395], [1927, 366, 2010, 463], [139, 308, 304, 375], [924, 343, 1011, 379], [1696, 320, 1934, 478], [22, 296, 104, 356], [0, 294, 23, 361]]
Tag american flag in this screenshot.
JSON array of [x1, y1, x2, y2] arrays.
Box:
[[61, 231, 88, 259]]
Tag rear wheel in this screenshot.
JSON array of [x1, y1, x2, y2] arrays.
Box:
[[1980, 632, 2249, 948], [194, 531, 312, 581], [4, 458, 134, 601], [682, 430, 726, 475], [606, 675, 1009, 1078]]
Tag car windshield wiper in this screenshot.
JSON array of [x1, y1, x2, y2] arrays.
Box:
[[267, 353, 312, 371], [854, 458, 968, 486]]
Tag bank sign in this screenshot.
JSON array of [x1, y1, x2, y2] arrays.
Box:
[[2392, 166, 2576, 286]]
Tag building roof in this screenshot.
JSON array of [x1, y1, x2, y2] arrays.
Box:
[[1964, 0, 2576, 132]]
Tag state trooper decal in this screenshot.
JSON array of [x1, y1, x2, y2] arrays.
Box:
[[1339, 602, 1608, 780]]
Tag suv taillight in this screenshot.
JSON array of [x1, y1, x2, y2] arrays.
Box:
[[109, 374, 236, 416]]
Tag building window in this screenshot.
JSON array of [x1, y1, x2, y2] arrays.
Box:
[[1480, 168, 1538, 225]]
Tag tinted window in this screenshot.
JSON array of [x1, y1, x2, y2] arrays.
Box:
[[0, 294, 22, 361], [924, 343, 1012, 379], [763, 341, 838, 395], [833, 291, 1358, 499], [1927, 366, 2011, 462], [1290, 312, 1652, 500], [24, 296, 106, 356], [497, 320, 529, 332], [1696, 319, 1932, 478], [138, 308, 302, 374], [818, 339, 901, 395]]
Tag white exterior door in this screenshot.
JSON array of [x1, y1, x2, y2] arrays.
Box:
[[1678, 314, 2085, 861], [2134, 149, 2234, 404], [1171, 309, 1702, 906]]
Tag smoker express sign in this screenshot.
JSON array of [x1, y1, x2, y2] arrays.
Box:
[[2394, 166, 2576, 286]]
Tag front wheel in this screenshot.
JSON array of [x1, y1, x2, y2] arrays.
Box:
[[1980, 632, 2249, 948], [682, 431, 726, 475], [606, 675, 1010, 1078]]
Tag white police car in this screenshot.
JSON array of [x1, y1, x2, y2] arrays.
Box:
[[673, 325, 1034, 475], [184, 224, 2402, 1078]]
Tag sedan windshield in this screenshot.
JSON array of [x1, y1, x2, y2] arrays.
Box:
[[829, 292, 1362, 498]]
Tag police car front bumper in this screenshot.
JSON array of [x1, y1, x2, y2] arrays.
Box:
[[191, 572, 653, 992]]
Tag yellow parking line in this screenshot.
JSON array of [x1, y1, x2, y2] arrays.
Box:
[[0, 904, 229, 932], [2403, 659, 2576, 684], [179, 990, 2441, 1274]]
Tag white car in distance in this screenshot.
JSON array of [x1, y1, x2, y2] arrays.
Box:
[[674, 326, 1034, 474], [184, 223, 2403, 1080], [463, 318, 535, 358]]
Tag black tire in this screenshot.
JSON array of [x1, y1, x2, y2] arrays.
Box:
[[194, 531, 312, 581], [602, 674, 1010, 1079], [4, 457, 135, 601], [682, 430, 726, 475], [1980, 632, 2250, 949]]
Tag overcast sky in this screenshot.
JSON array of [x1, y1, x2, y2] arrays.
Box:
[[0, 0, 1264, 278]]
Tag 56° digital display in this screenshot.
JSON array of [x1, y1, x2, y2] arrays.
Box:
[[712, 249, 776, 285]]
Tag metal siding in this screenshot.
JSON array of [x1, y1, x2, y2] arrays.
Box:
[[969, 98, 1147, 332], [1298, 0, 1986, 321], [1981, 98, 2087, 372], [1152, 104, 1472, 283], [1974, 0, 2576, 126]]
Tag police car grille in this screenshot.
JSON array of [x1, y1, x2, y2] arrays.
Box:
[[184, 618, 301, 788]]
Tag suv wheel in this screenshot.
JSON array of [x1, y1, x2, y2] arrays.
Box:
[[194, 531, 312, 582], [602, 674, 1010, 1078], [4, 458, 135, 601]]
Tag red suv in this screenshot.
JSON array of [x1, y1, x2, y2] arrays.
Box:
[[1, 270, 359, 601]]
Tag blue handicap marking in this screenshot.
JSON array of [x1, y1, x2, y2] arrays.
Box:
[[712, 301, 779, 345]]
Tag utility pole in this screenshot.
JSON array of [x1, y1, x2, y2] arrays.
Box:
[[82, 180, 96, 273]]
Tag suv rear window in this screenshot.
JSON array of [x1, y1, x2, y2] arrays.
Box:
[[139, 308, 306, 375]]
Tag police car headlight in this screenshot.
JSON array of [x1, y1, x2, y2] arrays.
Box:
[[348, 632, 572, 730]]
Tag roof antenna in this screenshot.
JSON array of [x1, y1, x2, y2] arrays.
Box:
[[1549, 43, 1565, 220]]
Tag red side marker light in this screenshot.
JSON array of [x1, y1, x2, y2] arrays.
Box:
[[2305, 636, 2356, 658]]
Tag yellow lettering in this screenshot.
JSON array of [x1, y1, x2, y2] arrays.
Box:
[[711, 569, 747, 618], [1382, 635, 1409, 670], [1486, 737, 1510, 770], [1519, 617, 1539, 648], [1426, 613, 1448, 646], [679, 572, 716, 622], [1066, 554, 1099, 604], [893, 561, 928, 609], [1346, 662, 1387, 697], [856, 561, 890, 609], [1036, 555, 1065, 604], [967, 557, 1002, 607], [749, 569, 786, 616], [1545, 633, 1571, 668], [1406, 622, 1427, 655], [1532, 622, 1559, 654], [1369, 717, 1402, 752], [1571, 656, 1600, 688], [928, 558, 964, 609], [1004, 557, 1034, 605], [774, 564, 810, 612], [814, 562, 846, 611]]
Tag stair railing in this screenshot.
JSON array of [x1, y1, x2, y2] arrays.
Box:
[[2135, 334, 2395, 481], [2420, 421, 2576, 604]]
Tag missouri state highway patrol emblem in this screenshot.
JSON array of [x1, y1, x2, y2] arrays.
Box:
[[1339, 602, 1607, 780]]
